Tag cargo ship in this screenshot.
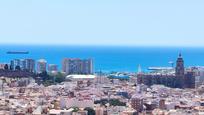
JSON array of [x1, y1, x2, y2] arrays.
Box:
[[7, 51, 29, 54]]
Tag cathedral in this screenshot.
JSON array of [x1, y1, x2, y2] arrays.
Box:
[[137, 53, 195, 88], [175, 53, 185, 88]]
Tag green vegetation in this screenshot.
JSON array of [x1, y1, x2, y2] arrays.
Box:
[[15, 66, 21, 71], [72, 107, 80, 112], [4, 64, 9, 70], [38, 71, 66, 86], [84, 107, 95, 115], [94, 99, 126, 107], [54, 72, 66, 83], [109, 99, 126, 106]]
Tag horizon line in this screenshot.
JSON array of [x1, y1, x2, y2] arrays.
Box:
[[0, 43, 204, 48]]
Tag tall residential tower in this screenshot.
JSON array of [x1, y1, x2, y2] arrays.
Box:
[[10, 59, 35, 72], [37, 59, 47, 73], [62, 58, 93, 75]]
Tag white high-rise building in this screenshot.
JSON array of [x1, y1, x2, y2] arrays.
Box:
[[24, 59, 35, 72], [62, 58, 93, 75], [37, 59, 47, 73], [10, 59, 35, 72]]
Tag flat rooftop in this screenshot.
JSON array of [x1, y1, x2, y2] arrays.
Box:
[[66, 75, 96, 79]]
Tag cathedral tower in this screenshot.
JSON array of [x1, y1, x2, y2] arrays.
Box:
[[176, 53, 184, 76], [175, 53, 185, 88]]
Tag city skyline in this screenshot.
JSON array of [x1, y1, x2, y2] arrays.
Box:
[[0, 1, 204, 114], [0, 0, 204, 47]]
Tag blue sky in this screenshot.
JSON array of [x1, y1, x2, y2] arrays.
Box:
[[0, 0, 204, 46]]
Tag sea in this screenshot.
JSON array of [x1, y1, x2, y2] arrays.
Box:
[[0, 45, 204, 72]]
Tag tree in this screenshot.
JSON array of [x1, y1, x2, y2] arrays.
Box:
[[72, 107, 79, 112], [37, 72, 66, 86], [39, 71, 50, 81], [94, 99, 108, 106], [15, 66, 21, 71], [54, 72, 66, 83], [84, 107, 95, 115], [4, 64, 9, 70], [109, 99, 126, 106], [9, 65, 13, 70]]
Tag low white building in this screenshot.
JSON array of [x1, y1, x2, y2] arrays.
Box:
[[66, 75, 96, 81]]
